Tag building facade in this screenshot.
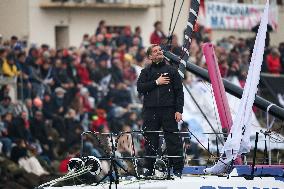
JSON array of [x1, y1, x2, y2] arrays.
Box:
[[0, 0, 283, 48]]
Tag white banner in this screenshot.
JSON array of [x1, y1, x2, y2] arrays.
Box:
[[205, 2, 278, 30]]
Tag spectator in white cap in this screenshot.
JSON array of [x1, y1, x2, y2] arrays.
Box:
[[53, 87, 66, 117], [80, 87, 95, 110], [55, 87, 66, 95]]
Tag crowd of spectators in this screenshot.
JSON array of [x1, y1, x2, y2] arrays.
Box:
[[187, 26, 284, 87], [0, 20, 283, 188], [0, 20, 148, 188]]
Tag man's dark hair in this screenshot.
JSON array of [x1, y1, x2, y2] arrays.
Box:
[[0, 48, 5, 55], [135, 26, 140, 33], [17, 51, 26, 59], [146, 44, 159, 57], [41, 44, 49, 49], [99, 20, 105, 26], [11, 35, 18, 41], [7, 53, 15, 61], [154, 21, 161, 28]]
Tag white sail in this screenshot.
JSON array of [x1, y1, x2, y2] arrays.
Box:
[[204, 0, 269, 174]]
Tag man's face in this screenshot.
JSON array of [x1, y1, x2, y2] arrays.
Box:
[[156, 23, 162, 31], [56, 92, 64, 98], [3, 98, 11, 106], [149, 46, 163, 63], [8, 59, 15, 65], [21, 112, 27, 119], [19, 55, 26, 63], [35, 112, 43, 120]]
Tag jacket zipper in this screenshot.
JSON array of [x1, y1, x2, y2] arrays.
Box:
[[157, 86, 160, 105]]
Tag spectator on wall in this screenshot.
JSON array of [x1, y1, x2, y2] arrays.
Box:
[[0, 96, 15, 117], [64, 109, 82, 149], [0, 85, 11, 102], [0, 48, 7, 73], [133, 26, 143, 47], [150, 21, 166, 45], [96, 20, 106, 35], [117, 26, 133, 49], [16, 52, 32, 100], [2, 53, 19, 77], [170, 34, 182, 56], [266, 47, 282, 74], [0, 115, 12, 156]]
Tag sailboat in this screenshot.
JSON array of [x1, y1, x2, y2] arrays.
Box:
[[40, 0, 284, 188]]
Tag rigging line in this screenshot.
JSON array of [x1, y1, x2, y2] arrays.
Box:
[[200, 81, 222, 133], [201, 80, 223, 133], [170, 0, 185, 38], [183, 82, 224, 145], [166, 0, 184, 48], [168, 0, 177, 38], [209, 84, 223, 133]]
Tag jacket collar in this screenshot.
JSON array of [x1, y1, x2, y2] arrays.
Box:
[[150, 60, 166, 68]]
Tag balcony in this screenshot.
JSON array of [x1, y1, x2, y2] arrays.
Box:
[[40, 0, 162, 10]]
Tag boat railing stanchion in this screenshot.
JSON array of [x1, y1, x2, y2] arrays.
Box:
[[207, 138, 211, 164], [268, 133, 271, 165], [216, 136, 220, 157], [250, 132, 259, 179], [263, 133, 269, 165]]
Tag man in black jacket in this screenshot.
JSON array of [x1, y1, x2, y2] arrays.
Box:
[[137, 44, 184, 177]]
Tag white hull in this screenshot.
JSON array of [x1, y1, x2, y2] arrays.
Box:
[[45, 175, 284, 189]]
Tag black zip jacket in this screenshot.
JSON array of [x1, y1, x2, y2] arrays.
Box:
[[137, 61, 184, 113]]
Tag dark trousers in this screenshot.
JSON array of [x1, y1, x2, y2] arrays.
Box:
[[142, 107, 184, 173]]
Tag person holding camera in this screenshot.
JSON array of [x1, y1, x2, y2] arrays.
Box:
[[137, 44, 184, 177]]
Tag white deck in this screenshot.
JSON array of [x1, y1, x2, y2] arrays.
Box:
[[45, 174, 284, 189]]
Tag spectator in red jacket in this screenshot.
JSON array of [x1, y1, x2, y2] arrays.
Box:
[[76, 61, 92, 86], [266, 48, 282, 74], [91, 109, 109, 132], [150, 21, 166, 45], [58, 146, 80, 173]]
